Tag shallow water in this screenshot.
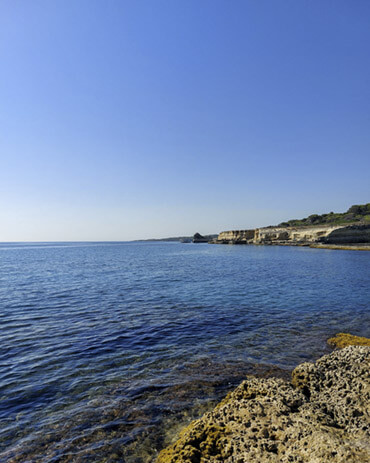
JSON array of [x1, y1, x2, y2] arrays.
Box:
[[0, 242, 369, 462]]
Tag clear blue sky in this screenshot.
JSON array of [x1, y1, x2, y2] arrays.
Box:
[[1, 0, 369, 241]]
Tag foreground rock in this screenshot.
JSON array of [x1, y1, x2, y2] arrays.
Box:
[[157, 346, 370, 462], [328, 332, 370, 348]]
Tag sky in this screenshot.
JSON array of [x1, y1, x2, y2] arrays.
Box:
[[0, 0, 369, 241]]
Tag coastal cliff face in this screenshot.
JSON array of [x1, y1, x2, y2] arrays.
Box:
[[216, 224, 370, 245], [254, 224, 343, 244], [324, 224, 370, 243], [217, 230, 255, 244]]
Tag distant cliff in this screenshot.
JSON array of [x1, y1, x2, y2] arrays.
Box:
[[216, 230, 255, 244], [216, 224, 370, 245], [214, 203, 370, 246], [255, 224, 370, 245]]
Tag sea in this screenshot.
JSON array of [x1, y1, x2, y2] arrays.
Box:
[[0, 241, 369, 462]]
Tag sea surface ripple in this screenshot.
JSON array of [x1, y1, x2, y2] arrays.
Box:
[[0, 242, 369, 462]]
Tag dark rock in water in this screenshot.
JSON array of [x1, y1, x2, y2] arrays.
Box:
[[193, 233, 209, 243], [157, 346, 370, 463]]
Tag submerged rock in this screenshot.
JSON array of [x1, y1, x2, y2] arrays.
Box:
[[157, 345, 370, 462]]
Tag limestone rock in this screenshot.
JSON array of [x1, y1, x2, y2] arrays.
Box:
[[157, 346, 370, 463], [215, 224, 370, 246], [216, 230, 255, 244], [327, 332, 370, 348]]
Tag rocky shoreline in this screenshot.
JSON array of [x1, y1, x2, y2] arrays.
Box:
[[309, 243, 370, 251], [157, 335, 370, 462], [213, 224, 370, 248]]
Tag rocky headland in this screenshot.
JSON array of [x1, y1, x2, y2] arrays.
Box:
[[157, 336, 370, 463], [213, 204, 370, 248], [214, 224, 370, 247]]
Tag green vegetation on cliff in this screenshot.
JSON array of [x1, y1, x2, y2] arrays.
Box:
[[278, 203, 370, 227]]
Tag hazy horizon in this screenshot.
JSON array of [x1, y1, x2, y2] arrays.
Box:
[[1, 1, 369, 241]]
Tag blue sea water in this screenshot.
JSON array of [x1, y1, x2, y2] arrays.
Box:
[[0, 241, 369, 462]]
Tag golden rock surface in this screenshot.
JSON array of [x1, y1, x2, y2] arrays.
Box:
[[327, 332, 370, 348], [157, 346, 370, 463]]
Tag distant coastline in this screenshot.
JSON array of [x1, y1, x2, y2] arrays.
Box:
[[145, 203, 370, 250], [212, 203, 370, 249], [137, 233, 217, 243]]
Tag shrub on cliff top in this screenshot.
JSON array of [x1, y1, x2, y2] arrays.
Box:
[[278, 203, 370, 227]]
